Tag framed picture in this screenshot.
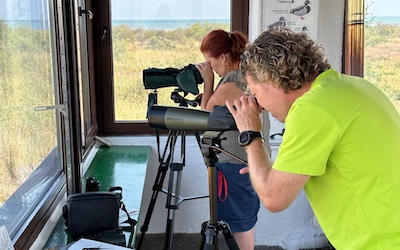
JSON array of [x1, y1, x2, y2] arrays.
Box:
[[261, 0, 320, 40]]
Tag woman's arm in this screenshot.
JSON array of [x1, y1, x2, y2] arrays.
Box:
[[203, 82, 244, 111]]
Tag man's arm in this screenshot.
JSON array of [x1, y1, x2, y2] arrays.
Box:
[[226, 95, 309, 212], [244, 138, 309, 212]]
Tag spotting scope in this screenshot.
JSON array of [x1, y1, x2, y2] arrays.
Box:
[[148, 105, 237, 131]]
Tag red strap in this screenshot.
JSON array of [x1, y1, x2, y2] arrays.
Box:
[[218, 171, 228, 202]]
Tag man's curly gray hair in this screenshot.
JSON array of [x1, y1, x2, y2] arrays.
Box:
[[240, 28, 331, 93]]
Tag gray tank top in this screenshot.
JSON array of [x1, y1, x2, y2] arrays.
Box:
[[216, 71, 271, 163]]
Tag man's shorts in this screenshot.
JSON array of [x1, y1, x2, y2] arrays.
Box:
[[216, 162, 260, 232]]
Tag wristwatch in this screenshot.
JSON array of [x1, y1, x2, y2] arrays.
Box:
[[238, 130, 264, 146]]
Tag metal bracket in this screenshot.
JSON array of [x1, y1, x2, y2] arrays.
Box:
[[78, 7, 93, 19], [34, 104, 68, 117]]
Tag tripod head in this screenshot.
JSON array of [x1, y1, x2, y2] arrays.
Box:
[[200, 131, 224, 167], [200, 131, 223, 156], [170, 88, 198, 107], [146, 87, 198, 119], [200, 130, 247, 166]]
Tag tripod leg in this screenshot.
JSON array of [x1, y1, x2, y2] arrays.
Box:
[[163, 131, 186, 250], [220, 221, 240, 250], [197, 221, 218, 250], [136, 161, 169, 250], [196, 221, 207, 250], [163, 162, 183, 250], [136, 133, 175, 250]]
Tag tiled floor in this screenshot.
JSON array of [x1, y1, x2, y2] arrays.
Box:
[[135, 233, 285, 250]]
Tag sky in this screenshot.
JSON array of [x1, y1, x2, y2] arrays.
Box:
[[367, 0, 400, 16], [111, 0, 230, 20]]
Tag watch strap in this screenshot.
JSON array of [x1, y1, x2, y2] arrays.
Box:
[[238, 130, 264, 146]]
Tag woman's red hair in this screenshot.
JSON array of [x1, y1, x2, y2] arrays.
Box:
[[200, 29, 247, 63]]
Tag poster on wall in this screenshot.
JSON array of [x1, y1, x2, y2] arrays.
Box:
[[262, 0, 319, 40]]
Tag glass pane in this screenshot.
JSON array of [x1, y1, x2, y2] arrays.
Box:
[[111, 0, 230, 121], [364, 0, 400, 112], [0, 0, 61, 235]]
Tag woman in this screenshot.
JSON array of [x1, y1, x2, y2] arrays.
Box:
[[196, 29, 271, 250]]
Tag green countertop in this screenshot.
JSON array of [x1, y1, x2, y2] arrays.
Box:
[[44, 145, 150, 249]]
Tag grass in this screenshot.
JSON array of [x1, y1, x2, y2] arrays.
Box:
[[364, 32, 400, 111]]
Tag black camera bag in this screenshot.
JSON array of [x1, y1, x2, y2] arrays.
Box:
[[63, 191, 121, 240], [63, 183, 137, 246]]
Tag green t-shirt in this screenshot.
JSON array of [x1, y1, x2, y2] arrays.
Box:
[[274, 69, 400, 249]]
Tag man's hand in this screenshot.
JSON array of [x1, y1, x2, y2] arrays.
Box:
[[239, 166, 249, 174], [226, 95, 263, 132]]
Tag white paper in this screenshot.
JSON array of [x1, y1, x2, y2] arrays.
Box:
[[67, 238, 130, 250], [262, 0, 320, 39]]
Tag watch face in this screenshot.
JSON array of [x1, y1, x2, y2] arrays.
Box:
[[239, 131, 263, 146], [239, 131, 251, 145]]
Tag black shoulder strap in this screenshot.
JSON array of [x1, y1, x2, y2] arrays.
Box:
[[120, 200, 137, 246], [109, 186, 137, 246]]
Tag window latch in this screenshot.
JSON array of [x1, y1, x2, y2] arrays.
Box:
[[78, 7, 94, 20], [34, 104, 68, 117]]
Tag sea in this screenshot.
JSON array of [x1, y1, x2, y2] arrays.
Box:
[[112, 19, 229, 30], [366, 16, 400, 25]]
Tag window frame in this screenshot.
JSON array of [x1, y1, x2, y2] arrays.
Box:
[[93, 0, 249, 135], [343, 0, 365, 77], [10, 0, 87, 247]]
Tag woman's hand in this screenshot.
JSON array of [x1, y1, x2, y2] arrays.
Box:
[[196, 62, 214, 85], [195, 93, 202, 105], [196, 62, 215, 110]]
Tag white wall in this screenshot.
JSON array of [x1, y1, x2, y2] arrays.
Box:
[[249, 0, 345, 137], [106, 1, 345, 248]]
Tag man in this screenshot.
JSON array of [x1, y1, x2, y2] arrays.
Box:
[[226, 28, 400, 249]]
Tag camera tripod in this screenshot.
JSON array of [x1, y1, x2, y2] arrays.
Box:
[[196, 131, 245, 250], [137, 90, 208, 250], [140, 89, 243, 249]]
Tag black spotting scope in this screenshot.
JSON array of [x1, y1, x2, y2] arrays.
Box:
[[148, 105, 237, 131]]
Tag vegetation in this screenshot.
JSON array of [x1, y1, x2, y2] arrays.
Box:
[[0, 20, 56, 204], [0, 19, 399, 205], [364, 23, 400, 111], [112, 22, 229, 120]]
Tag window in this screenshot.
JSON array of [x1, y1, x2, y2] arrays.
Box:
[[344, 0, 399, 112], [94, 0, 249, 134], [0, 0, 64, 243], [364, 0, 400, 112], [111, 0, 230, 121]]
